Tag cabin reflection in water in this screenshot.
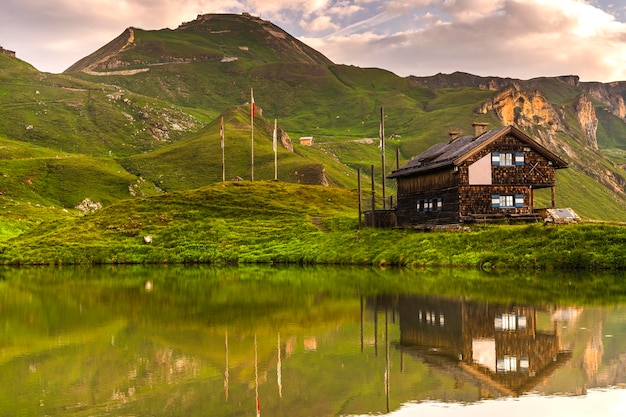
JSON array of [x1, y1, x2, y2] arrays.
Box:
[[369, 295, 572, 398]]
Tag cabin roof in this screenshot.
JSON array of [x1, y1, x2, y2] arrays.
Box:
[[388, 125, 568, 178]]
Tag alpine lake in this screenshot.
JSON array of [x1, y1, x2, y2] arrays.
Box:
[[1, 265, 625, 417]]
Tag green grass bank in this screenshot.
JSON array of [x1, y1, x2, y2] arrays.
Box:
[[1, 181, 626, 269]]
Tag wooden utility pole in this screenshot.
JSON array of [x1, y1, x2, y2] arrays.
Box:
[[371, 164, 376, 227], [220, 116, 225, 182], [273, 118, 278, 181], [251, 88, 255, 181], [380, 107, 386, 209], [357, 168, 362, 229], [396, 148, 400, 170]]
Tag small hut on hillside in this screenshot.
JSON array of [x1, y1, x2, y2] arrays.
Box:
[[299, 136, 314, 146]]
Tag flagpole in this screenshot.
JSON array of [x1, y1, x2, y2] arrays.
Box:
[[251, 88, 255, 181], [380, 107, 386, 209], [273, 118, 278, 181], [220, 116, 225, 182]]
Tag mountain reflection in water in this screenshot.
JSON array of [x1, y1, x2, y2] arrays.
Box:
[[0, 266, 625, 416]]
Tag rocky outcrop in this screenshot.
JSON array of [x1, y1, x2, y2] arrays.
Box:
[[0, 46, 16, 57], [475, 84, 600, 151], [64, 28, 135, 73], [580, 81, 626, 120], [475, 84, 562, 134], [75, 198, 102, 213], [574, 93, 599, 150], [278, 128, 294, 152]]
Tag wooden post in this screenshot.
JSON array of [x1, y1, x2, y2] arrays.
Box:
[[273, 118, 278, 181], [370, 164, 376, 227], [396, 148, 400, 170], [357, 168, 362, 229], [220, 116, 225, 182], [251, 88, 255, 181], [551, 185, 556, 209], [380, 107, 386, 209]]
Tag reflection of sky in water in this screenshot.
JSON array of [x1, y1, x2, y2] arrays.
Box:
[[369, 388, 626, 417]]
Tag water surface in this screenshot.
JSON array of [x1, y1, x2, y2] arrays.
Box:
[[1, 265, 625, 416]]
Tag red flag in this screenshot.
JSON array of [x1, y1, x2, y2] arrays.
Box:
[[220, 116, 224, 149], [251, 88, 256, 119]]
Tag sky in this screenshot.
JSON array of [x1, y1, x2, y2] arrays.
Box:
[[1, 0, 626, 82]]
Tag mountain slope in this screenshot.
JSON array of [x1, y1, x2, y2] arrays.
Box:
[[0, 52, 205, 157], [65, 13, 332, 74], [121, 106, 344, 190], [3, 14, 626, 224]]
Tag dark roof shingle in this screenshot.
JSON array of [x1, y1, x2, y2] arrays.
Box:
[[388, 126, 508, 178]]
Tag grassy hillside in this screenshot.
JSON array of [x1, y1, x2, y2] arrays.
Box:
[[3, 181, 626, 270], [121, 106, 351, 190], [2, 12, 626, 239], [0, 55, 204, 157]]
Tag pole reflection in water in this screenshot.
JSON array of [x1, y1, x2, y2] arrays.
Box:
[[277, 332, 282, 398], [385, 307, 390, 413], [224, 331, 229, 401], [255, 333, 260, 417]]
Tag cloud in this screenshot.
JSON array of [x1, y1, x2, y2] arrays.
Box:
[[306, 0, 626, 82], [1, 0, 625, 81], [301, 15, 339, 32], [328, 1, 364, 17]]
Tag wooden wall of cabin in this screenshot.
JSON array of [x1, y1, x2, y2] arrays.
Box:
[[395, 168, 460, 227], [398, 295, 464, 351], [459, 185, 532, 218], [458, 133, 557, 187]]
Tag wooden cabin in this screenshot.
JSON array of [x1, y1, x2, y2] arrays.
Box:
[[298, 136, 314, 146], [387, 123, 568, 227]]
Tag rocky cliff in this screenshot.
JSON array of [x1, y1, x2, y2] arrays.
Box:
[[574, 93, 599, 150]]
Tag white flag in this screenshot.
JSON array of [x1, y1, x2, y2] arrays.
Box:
[[272, 119, 277, 152], [220, 116, 224, 149]]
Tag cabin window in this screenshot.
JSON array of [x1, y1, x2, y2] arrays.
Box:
[[495, 313, 518, 331], [417, 198, 443, 212], [520, 357, 530, 371], [492, 152, 524, 166], [497, 356, 518, 373], [491, 194, 524, 208]]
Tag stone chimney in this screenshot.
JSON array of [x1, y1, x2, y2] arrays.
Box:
[[448, 131, 461, 142], [472, 122, 489, 137]]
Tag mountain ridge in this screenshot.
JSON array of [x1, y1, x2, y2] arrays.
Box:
[[64, 13, 333, 74]]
